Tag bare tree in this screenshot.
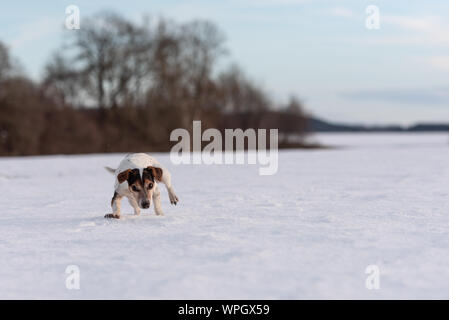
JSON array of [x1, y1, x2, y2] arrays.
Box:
[[46, 12, 153, 111], [278, 95, 308, 143], [0, 11, 310, 156], [178, 20, 226, 124], [0, 42, 11, 80], [42, 53, 83, 106], [218, 65, 271, 114]]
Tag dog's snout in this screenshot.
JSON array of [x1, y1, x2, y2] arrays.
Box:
[[141, 200, 150, 209]]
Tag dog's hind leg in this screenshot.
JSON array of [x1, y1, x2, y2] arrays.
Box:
[[152, 185, 164, 216], [105, 192, 122, 219]]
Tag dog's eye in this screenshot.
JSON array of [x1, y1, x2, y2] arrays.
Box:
[[131, 185, 139, 192], [148, 183, 153, 189]]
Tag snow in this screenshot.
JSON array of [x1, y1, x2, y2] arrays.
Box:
[[1, 133, 449, 299]]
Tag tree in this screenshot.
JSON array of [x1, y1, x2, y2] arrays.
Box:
[[218, 65, 271, 114], [42, 53, 83, 107], [0, 42, 11, 80], [45, 12, 153, 111], [278, 95, 308, 143], [178, 20, 226, 123]]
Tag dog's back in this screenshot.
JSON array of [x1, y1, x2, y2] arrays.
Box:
[[120, 153, 157, 169]]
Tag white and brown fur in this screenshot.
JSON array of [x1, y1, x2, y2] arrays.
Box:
[[105, 153, 179, 219]]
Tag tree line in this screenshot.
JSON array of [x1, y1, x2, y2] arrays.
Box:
[[0, 12, 308, 156]]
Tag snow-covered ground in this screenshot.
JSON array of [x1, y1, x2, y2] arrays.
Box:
[[1, 133, 449, 299]]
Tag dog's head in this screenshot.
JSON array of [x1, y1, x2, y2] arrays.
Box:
[[117, 166, 163, 209]]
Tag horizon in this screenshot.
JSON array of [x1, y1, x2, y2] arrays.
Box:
[[1, 0, 449, 126], [309, 116, 449, 129]]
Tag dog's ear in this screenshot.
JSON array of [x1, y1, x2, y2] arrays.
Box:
[[147, 166, 163, 182], [117, 169, 131, 184]]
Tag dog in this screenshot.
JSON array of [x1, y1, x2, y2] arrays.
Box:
[[104, 153, 179, 219]]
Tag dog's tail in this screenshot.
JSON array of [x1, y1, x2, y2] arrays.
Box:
[[105, 166, 116, 174]]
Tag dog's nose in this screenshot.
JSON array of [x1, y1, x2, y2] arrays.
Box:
[[141, 200, 150, 209]]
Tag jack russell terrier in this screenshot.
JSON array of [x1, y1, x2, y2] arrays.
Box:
[[105, 153, 179, 218]]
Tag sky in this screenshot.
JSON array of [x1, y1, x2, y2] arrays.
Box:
[[1, 0, 449, 125]]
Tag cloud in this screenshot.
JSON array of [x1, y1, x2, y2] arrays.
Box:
[[235, 0, 311, 6], [329, 7, 354, 18], [332, 12, 449, 46], [427, 56, 449, 71], [384, 15, 449, 45], [364, 15, 449, 46], [339, 87, 449, 106], [383, 15, 440, 32]]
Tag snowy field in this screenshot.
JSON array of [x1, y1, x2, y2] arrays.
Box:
[[1, 133, 449, 299]]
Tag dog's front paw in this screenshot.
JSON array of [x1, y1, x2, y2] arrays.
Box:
[[104, 213, 121, 219], [169, 192, 179, 205]]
